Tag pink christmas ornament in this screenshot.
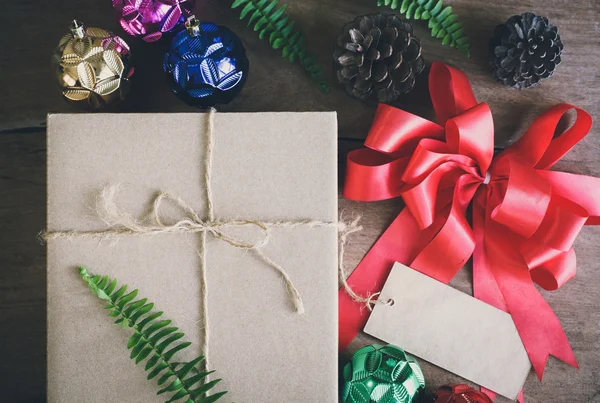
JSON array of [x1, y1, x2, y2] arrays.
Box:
[[113, 0, 196, 42]]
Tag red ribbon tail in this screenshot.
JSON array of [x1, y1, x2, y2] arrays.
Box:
[[472, 192, 507, 310], [338, 208, 422, 351], [511, 292, 579, 379], [476, 189, 578, 379], [485, 232, 578, 379]]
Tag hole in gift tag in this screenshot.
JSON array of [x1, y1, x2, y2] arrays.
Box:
[[366, 292, 395, 310]]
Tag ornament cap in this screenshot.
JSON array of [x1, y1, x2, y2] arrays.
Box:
[[185, 16, 201, 37], [70, 20, 85, 39]]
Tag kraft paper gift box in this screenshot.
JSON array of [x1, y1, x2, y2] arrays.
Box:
[[46, 112, 338, 402]]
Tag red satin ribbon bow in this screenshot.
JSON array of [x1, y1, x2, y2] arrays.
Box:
[[340, 62, 600, 381]]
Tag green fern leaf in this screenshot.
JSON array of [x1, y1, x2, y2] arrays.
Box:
[[117, 289, 138, 309], [400, 0, 410, 13], [232, 0, 329, 92], [406, 2, 416, 18], [436, 5, 453, 21], [177, 357, 206, 379], [150, 327, 178, 344], [105, 278, 118, 295], [78, 267, 226, 403], [189, 380, 223, 398], [124, 298, 148, 316], [138, 311, 163, 332], [456, 36, 469, 45], [112, 284, 128, 300], [254, 16, 268, 31], [414, 6, 423, 19], [429, 0, 443, 16], [376, 0, 470, 57], [145, 353, 162, 371], [270, 4, 287, 21], [184, 371, 212, 389], [441, 13, 458, 26], [157, 334, 186, 354], [130, 302, 154, 323], [148, 361, 170, 380], [446, 22, 462, 33], [128, 332, 143, 349], [98, 275, 109, 288], [146, 320, 172, 337], [240, 3, 256, 19], [280, 20, 294, 36]]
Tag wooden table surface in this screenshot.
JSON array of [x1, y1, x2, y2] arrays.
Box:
[[1, 0, 600, 401]]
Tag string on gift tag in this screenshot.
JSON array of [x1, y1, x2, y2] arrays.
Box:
[[41, 109, 360, 383], [337, 217, 393, 311]]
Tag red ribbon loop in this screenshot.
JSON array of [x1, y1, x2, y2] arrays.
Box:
[[509, 104, 593, 169], [445, 103, 494, 173], [366, 104, 445, 156], [489, 157, 551, 238], [340, 61, 600, 383]]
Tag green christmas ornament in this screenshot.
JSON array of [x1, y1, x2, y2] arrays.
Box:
[[342, 344, 425, 403]]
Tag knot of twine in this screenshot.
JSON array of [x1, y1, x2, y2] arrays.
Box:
[[42, 109, 342, 374]]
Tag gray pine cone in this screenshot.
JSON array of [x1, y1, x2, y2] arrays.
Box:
[[489, 12, 563, 89], [334, 13, 425, 103]]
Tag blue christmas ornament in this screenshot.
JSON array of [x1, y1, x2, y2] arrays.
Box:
[[164, 16, 249, 107]]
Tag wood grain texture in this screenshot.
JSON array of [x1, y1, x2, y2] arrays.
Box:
[[1, 0, 600, 401]]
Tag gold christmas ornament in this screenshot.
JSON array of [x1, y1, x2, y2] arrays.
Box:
[[52, 20, 134, 110]]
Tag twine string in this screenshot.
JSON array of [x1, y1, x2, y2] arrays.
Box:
[[337, 217, 391, 311]]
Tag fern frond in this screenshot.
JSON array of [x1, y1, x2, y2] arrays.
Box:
[[232, 0, 330, 92], [376, 0, 471, 57], [78, 267, 227, 403]]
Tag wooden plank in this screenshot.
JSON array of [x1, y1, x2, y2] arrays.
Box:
[[0, 129, 47, 402]]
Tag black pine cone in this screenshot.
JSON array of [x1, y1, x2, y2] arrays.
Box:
[[334, 13, 425, 103], [489, 12, 563, 89]]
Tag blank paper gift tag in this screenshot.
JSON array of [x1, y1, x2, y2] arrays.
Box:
[[364, 262, 531, 400]]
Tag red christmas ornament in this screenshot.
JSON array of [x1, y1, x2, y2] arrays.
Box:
[[433, 385, 493, 403]]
